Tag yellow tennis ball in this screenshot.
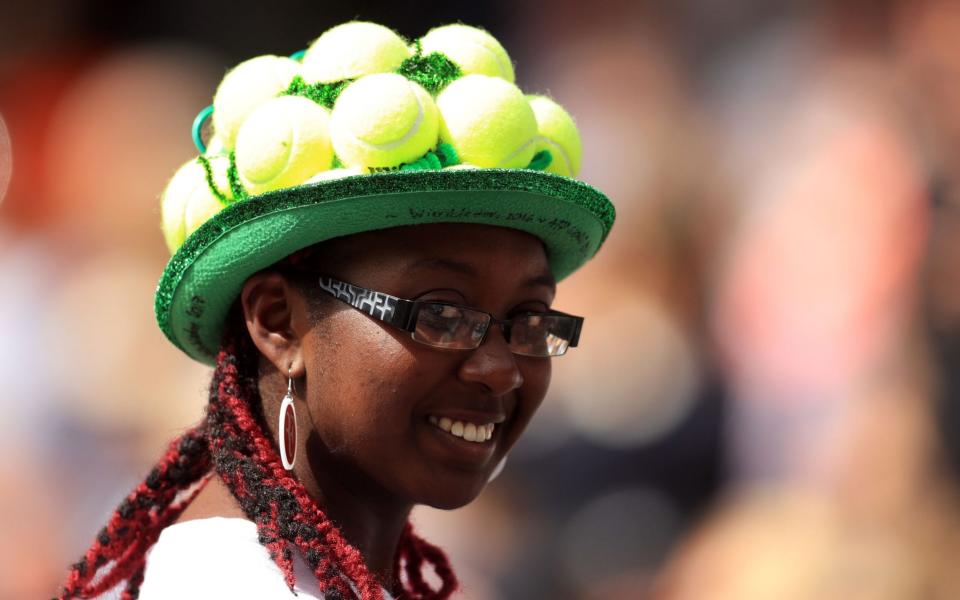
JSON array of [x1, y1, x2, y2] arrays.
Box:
[[160, 158, 230, 253], [160, 162, 195, 252], [436, 74, 538, 169], [204, 135, 227, 156], [419, 24, 515, 82], [212, 55, 300, 150], [235, 96, 334, 195], [301, 22, 411, 83], [305, 166, 367, 183], [330, 73, 440, 169], [203, 154, 234, 198], [527, 95, 583, 177], [186, 155, 232, 233]]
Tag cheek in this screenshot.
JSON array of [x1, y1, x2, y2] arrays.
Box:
[[305, 319, 436, 440], [524, 358, 552, 401], [502, 359, 552, 449]]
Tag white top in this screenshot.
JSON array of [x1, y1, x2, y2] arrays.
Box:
[[134, 517, 395, 600]]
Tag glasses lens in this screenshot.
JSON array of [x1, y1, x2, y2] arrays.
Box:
[[413, 303, 489, 349], [509, 314, 578, 356]]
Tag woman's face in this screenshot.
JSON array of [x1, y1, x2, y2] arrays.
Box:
[[296, 223, 554, 510]]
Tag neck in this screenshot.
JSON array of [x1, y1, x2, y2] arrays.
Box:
[[176, 446, 412, 591], [257, 367, 413, 589], [297, 438, 413, 589]]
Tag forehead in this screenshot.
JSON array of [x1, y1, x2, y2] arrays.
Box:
[[303, 223, 553, 286]]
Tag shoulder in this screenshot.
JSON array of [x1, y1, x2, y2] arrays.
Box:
[[138, 517, 324, 599]]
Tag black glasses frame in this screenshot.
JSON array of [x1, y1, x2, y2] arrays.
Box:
[[285, 273, 583, 355]]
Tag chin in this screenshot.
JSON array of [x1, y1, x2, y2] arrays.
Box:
[[413, 477, 488, 511]]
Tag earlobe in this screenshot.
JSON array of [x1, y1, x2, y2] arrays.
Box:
[[240, 271, 306, 377]]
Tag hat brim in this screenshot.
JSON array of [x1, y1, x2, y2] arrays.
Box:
[[155, 168, 615, 365]]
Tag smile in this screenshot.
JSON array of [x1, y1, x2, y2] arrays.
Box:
[[428, 415, 495, 443]]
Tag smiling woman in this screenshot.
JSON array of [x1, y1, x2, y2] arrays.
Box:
[[268, 225, 556, 509], [56, 21, 614, 600]]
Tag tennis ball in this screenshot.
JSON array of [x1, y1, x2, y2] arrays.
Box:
[[436, 74, 538, 169], [212, 55, 300, 150], [204, 135, 227, 156], [235, 96, 334, 195], [419, 24, 515, 82], [160, 157, 230, 253], [187, 155, 232, 232], [330, 73, 440, 169], [527, 95, 583, 177], [302, 22, 411, 83], [305, 166, 367, 183], [160, 162, 195, 252]]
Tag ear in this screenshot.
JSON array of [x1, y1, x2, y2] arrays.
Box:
[[239, 271, 308, 377]]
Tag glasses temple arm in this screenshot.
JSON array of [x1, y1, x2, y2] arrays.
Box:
[[317, 276, 418, 330], [388, 299, 417, 330], [569, 317, 584, 347]]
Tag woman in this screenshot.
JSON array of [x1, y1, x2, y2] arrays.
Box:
[[58, 21, 614, 599]]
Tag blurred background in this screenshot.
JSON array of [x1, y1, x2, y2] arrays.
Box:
[[3, 0, 960, 598]]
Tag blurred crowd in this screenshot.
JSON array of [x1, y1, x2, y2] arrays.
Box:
[[3, 0, 960, 598]]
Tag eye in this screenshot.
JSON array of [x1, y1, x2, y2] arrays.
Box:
[[509, 303, 550, 319], [425, 303, 462, 318]]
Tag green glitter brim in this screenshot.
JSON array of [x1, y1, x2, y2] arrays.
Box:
[[155, 168, 615, 365]]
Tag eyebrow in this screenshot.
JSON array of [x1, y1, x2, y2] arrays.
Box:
[[408, 258, 556, 291]]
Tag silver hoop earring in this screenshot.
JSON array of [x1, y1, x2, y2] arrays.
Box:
[[278, 369, 298, 470], [488, 455, 507, 483]]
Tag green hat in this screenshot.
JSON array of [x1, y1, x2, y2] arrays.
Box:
[[155, 21, 616, 365]]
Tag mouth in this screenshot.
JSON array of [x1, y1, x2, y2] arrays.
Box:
[[419, 407, 509, 468], [427, 415, 497, 444]]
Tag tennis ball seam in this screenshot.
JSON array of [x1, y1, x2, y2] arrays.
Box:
[[481, 41, 512, 80], [243, 122, 295, 185], [275, 120, 334, 187], [340, 81, 427, 152], [446, 36, 511, 79], [499, 136, 538, 167]]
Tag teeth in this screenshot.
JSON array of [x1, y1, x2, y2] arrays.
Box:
[[429, 416, 496, 444]]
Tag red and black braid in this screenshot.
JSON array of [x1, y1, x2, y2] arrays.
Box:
[[57, 324, 458, 599], [55, 426, 211, 599]]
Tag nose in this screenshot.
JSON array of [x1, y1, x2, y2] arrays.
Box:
[[457, 323, 524, 395]]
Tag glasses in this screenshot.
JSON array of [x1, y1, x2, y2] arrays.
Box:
[[294, 274, 583, 357]]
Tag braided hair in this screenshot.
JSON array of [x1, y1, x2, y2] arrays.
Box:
[[57, 320, 458, 599]]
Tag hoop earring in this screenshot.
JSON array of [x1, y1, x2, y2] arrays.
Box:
[[278, 369, 297, 470]]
